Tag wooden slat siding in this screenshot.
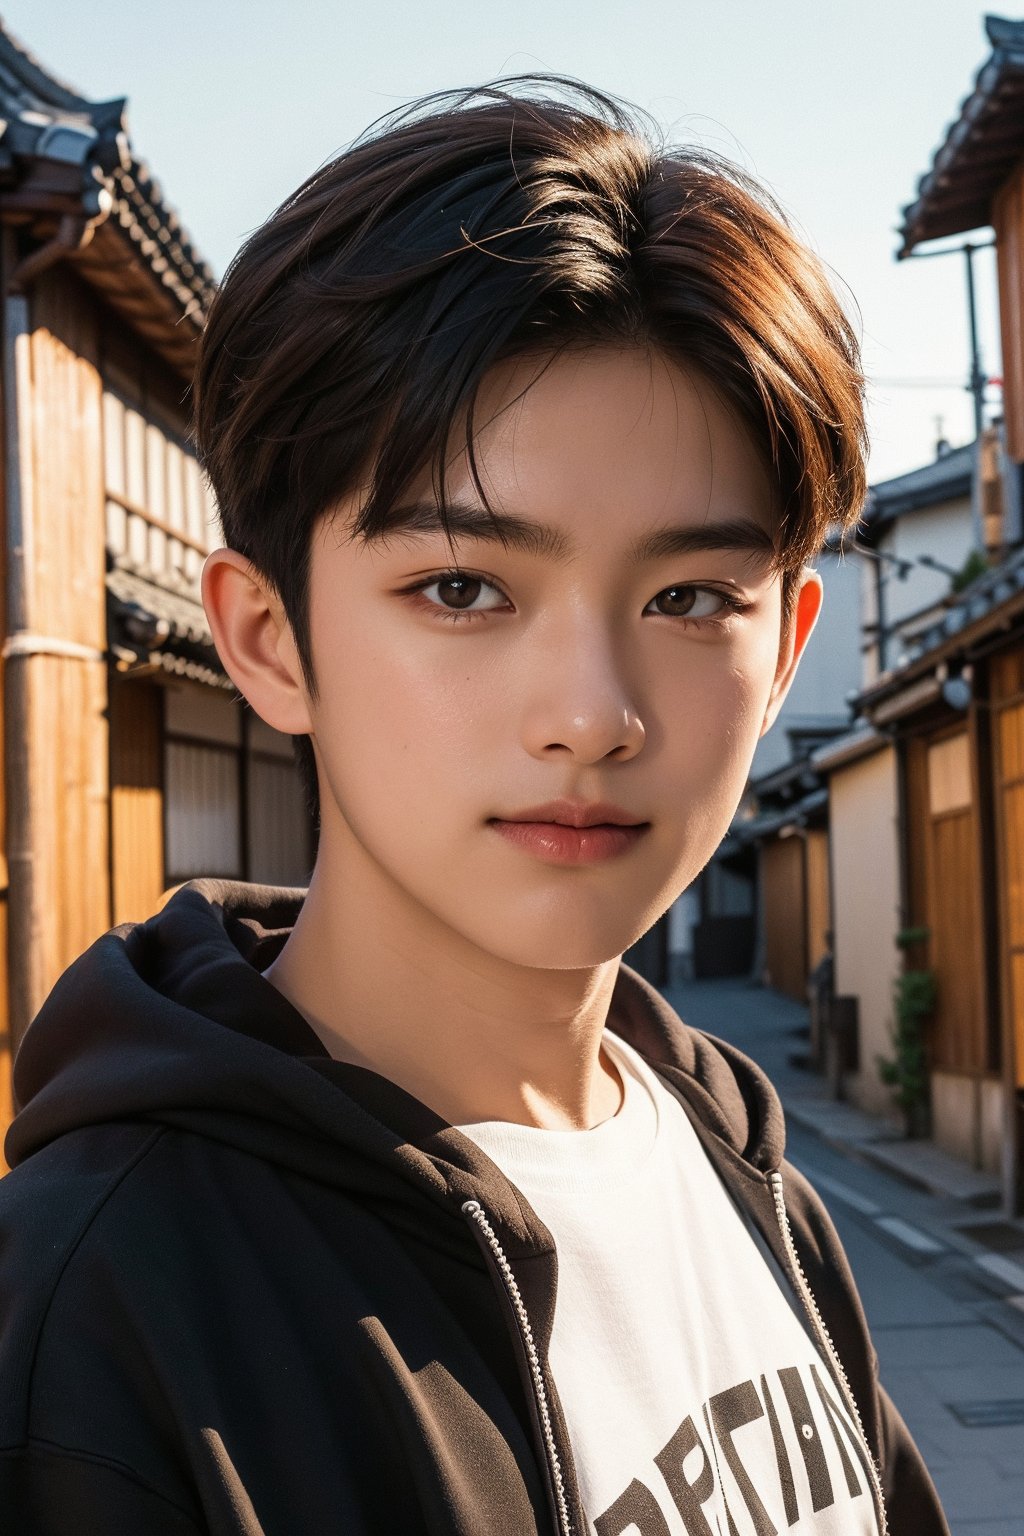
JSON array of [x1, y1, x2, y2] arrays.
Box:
[[972, 666, 1005, 1073], [993, 648, 1024, 1090], [0, 296, 9, 1167], [804, 827, 831, 974], [994, 167, 1024, 465], [761, 835, 807, 1002], [923, 729, 987, 1073], [102, 313, 216, 593], [902, 738, 931, 973], [12, 268, 111, 1056], [929, 809, 987, 1071], [993, 649, 1024, 701], [110, 677, 165, 925], [1004, 779, 1024, 1084]]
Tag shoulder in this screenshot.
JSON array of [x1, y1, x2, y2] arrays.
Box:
[[0, 1124, 167, 1437], [0, 1121, 168, 1306], [0, 1120, 167, 1281], [0, 1122, 267, 1512]]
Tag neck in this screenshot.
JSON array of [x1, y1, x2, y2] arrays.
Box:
[[261, 819, 624, 1131]]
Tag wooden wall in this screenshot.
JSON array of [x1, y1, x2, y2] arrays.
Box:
[[993, 650, 1024, 1091], [804, 827, 831, 976], [110, 675, 165, 926], [995, 165, 1024, 464], [910, 728, 988, 1074], [0, 280, 7, 1167], [7, 267, 111, 1067], [761, 834, 808, 1002]]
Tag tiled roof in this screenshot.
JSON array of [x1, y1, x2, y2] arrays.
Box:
[[719, 787, 829, 855], [106, 563, 223, 666], [899, 15, 1024, 254], [810, 723, 889, 773], [0, 25, 128, 203], [0, 21, 216, 369], [854, 540, 1024, 712], [862, 442, 974, 529], [167, 651, 232, 689], [897, 539, 1024, 659]]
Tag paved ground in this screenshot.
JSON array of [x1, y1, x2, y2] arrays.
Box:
[[661, 976, 1024, 1536]]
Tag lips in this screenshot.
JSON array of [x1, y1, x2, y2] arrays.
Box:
[[487, 799, 650, 866], [490, 799, 647, 830], [488, 816, 649, 866]]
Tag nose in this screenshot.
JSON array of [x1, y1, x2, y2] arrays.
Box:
[[519, 619, 646, 764]]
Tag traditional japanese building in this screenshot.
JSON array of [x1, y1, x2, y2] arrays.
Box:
[[821, 12, 1024, 1208], [686, 535, 862, 993], [0, 25, 315, 1161]]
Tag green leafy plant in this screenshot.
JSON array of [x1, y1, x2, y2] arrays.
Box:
[[877, 927, 937, 1136], [950, 548, 989, 593]]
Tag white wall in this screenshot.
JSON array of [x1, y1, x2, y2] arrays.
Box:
[[859, 494, 974, 685], [829, 744, 903, 1119], [751, 547, 862, 778], [880, 495, 973, 634]]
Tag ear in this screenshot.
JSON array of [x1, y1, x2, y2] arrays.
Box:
[[759, 568, 823, 738], [201, 548, 314, 736]]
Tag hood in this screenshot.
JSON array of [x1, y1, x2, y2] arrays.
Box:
[[6, 879, 786, 1218]]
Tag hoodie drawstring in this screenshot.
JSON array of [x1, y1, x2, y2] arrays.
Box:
[[768, 1169, 889, 1536], [461, 1198, 574, 1536]]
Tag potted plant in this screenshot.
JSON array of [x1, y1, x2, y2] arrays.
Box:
[[877, 926, 937, 1138]]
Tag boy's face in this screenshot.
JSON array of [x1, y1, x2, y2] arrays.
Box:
[[300, 345, 819, 969]]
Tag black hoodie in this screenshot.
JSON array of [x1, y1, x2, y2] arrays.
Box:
[[0, 878, 947, 1536]]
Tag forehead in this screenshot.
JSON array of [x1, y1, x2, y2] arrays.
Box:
[[389, 344, 779, 558]]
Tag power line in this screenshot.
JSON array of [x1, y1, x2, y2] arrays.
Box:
[[869, 376, 1002, 389]]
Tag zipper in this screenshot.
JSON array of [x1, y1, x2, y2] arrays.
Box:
[[768, 1169, 889, 1536], [461, 1198, 574, 1536]]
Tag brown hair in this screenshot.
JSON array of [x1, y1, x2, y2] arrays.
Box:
[[193, 77, 866, 832]]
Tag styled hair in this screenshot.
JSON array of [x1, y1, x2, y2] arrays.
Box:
[[193, 77, 866, 832]]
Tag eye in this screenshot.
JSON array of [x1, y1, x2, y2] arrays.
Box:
[[645, 585, 739, 621], [408, 571, 508, 619]]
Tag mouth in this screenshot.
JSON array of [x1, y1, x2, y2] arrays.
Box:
[[487, 808, 650, 866], [490, 799, 647, 830]]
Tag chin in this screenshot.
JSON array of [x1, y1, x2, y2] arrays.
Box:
[[466, 913, 658, 973]]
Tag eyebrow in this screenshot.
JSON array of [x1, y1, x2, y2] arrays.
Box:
[[380, 499, 778, 565]]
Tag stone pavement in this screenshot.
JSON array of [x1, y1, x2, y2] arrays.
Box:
[[663, 975, 1011, 1211], [660, 975, 1024, 1536]]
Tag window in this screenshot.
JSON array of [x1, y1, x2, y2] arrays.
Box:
[[163, 683, 314, 887], [164, 685, 243, 882], [101, 339, 218, 593], [927, 731, 971, 815], [247, 715, 315, 886]]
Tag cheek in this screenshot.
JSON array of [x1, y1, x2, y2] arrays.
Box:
[[685, 695, 755, 800], [658, 642, 776, 831], [663, 630, 775, 743], [310, 613, 498, 813]]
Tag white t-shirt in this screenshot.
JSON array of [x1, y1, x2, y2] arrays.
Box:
[[457, 1030, 880, 1536]]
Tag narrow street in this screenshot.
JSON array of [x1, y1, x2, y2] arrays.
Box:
[[662, 978, 1024, 1536]]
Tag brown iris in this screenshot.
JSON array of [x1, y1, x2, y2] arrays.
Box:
[[436, 575, 483, 609], [653, 585, 700, 617]]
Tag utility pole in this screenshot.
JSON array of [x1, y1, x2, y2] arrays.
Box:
[[902, 237, 995, 551], [964, 241, 986, 443]]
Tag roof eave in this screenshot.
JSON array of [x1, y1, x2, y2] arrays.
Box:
[[854, 575, 1024, 717], [0, 20, 215, 377], [899, 16, 1024, 256]]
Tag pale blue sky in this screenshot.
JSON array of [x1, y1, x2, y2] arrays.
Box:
[[18, 0, 1009, 481]]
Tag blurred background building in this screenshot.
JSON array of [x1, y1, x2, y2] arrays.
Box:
[[3, 14, 1024, 1218], [667, 15, 1024, 1213], [0, 25, 315, 1165]]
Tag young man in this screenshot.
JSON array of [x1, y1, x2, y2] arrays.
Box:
[[0, 80, 947, 1536]]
